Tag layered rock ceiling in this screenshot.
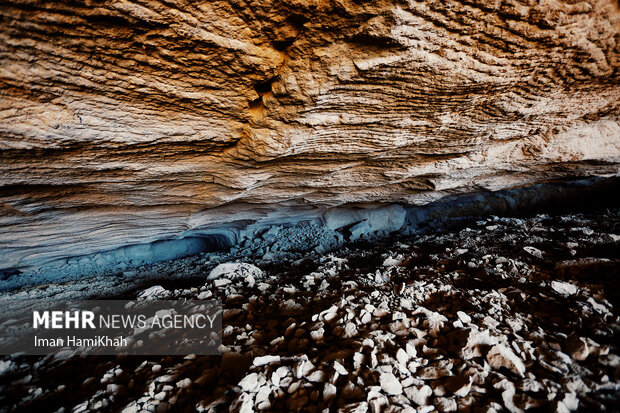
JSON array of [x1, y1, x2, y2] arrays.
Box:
[[0, 0, 619, 272]]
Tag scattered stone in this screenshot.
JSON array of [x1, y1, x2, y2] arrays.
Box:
[[486, 345, 526, 377], [323, 382, 337, 403], [255, 386, 271, 404], [307, 370, 326, 383], [339, 401, 369, 413], [207, 263, 263, 281], [551, 281, 578, 296], [2, 209, 618, 412], [176, 378, 191, 389], [333, 361, 348, 376], [396, 348, 410, 366], [137, 285, 170, 300], [523, 246, 544, 259], [239, 373, 261, 393], [406, 342, 417, 358], [435, 396, 457, 412], [403, 385, 433, 406], [418, 366, 451, 380], [446, 375, 473, 398], [213, 278, 232, 288], [566, 336, 590, 361], [455, 328, 500, 360], [197, 291, 212, 300], [379, 372, 402, 395], [343, 322, 358, 338], [253, 355, 281, 367], [456, 311, 471, 324]]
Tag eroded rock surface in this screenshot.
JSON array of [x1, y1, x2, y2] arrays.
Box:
[[0, 0, 619, 271]]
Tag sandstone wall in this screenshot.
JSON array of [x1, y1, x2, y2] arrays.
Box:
[[0, 0, 619, 271]]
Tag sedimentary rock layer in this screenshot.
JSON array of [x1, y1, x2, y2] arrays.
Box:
[[0, 0, 619, 271]]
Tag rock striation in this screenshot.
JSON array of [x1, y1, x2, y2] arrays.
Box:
[[0, 0, 619, 272]]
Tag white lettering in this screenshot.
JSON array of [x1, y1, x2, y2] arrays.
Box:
[[33, 311, 49, 329], [51, 311, 63, 329]]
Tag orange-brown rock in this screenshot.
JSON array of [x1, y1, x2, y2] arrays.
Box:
[[0, 0, 618, 271]]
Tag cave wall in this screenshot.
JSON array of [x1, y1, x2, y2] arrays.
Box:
[[0, 0, 619, 272]]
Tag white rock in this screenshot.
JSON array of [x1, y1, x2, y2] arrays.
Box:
[[239, 373, 261, 393], [207, 263, 263, 281], [353, 352, 365, 369], [213, 278, 231, 288], [523, 246, 543, 259], [255, 385, 271, 404], [310, 327, 325, 342], [486, 344, 526, 377], [121, 403, 139, 413], [238, 393, 254, 413], [307, 370, 326, 383], [333, 361, 348, 375], [0, 360, 12, 375], [459, 329, 500, 359], [379, 372, 402, 395], [156, 375, 174, 383], [138, 285, 170, 300], [406, 342, 417, 358], [287, 381, 301, 394], [435, 397, 457, 412], [413, 307, 447, 337], [275, 366, 290, 378], [403, 385, 433, 406], [369, 396, 388, 413], [281, 299, 304, 315], [343, 322, 358, 338], [494, 379, 523, 413], [253, 355, 280, 367], [175, 378, 191, 389], [323, 382, 337, 403], [382, 256, 402, 266], [551, 281, 578, 296], [295, 360, 315, 379], [456, 311, 471, 324], [197, 291, 212, 300], [396, 348, 410, 366], [361, 311, 372, 324], [561, 392, 579, 411]]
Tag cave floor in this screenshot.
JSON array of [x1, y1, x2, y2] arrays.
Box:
[[0, 209, 619, 412]]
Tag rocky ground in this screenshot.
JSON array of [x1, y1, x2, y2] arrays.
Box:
[[0, 209, 619, 412]]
